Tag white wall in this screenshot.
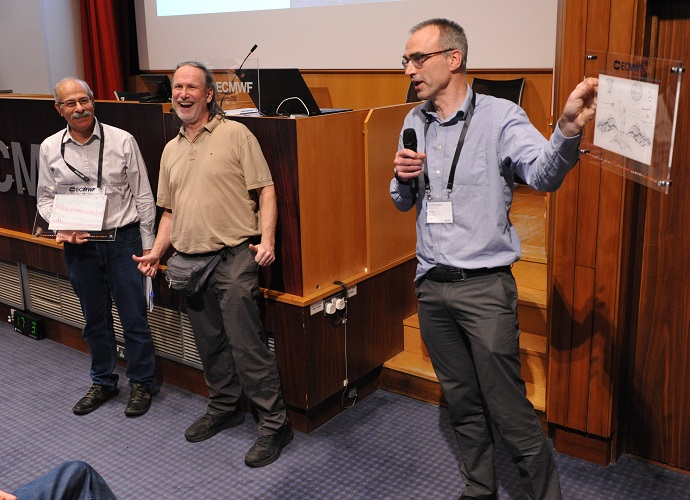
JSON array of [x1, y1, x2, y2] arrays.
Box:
[[0, 0, 82, 94], [135, 0, 558, 71]]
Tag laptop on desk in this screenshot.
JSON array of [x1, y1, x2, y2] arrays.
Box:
[[237, 68, 351, 117]]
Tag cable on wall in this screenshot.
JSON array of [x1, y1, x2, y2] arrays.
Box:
[[333, 280, 356, 408]]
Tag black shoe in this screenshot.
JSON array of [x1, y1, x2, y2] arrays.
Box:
[[124, 383, 152, 417], [72, 384, 119, 415], [184, 408, 245, 442], [244, 420, 293, 468]]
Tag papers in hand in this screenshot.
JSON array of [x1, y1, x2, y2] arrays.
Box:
[[49, 193, 106, 231]]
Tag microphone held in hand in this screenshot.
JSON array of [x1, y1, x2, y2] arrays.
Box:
[[402, 128, 418, 197]]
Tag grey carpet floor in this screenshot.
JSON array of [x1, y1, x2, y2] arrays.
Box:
[[1, 325, 689, 499]]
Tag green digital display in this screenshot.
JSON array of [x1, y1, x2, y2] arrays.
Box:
[[13, 311, 45, 340]]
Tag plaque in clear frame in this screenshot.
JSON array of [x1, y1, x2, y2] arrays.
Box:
[[581, 50, 684, 193], [34, 187, 116, 241]]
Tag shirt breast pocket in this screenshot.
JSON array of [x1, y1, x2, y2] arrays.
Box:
[[455, 147, 487, 186], [103, 184, 127, 216]]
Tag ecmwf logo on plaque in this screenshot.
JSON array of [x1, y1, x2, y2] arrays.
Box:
[[215, 80, 253, 94], [612, 59, 649, 77], [69, 186, 98, 194], [0, 139, 39, 197]]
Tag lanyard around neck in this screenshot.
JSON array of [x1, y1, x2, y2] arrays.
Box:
[[60, 121, 105, 188], [422, 90, 476, 199]]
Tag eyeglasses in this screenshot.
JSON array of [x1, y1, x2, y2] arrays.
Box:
[[402, 49, 454, 69], [57, 97, 92, 109]]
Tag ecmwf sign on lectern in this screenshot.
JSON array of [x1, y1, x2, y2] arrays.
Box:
[[581, 50, 684, 194]]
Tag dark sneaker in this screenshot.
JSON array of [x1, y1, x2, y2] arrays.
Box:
[[124, 383, 152, 417], [244, 420, 293, 468], [184, 408, 245, 442], [72, 384, 119, 415]]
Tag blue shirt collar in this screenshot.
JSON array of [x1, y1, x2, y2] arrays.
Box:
[[420, 83, 473, 126]]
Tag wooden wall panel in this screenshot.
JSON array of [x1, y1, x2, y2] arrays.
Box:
[[608, 0, 639, 52], [627, 2, 690, 470], [0, 233, 66, 275], [566, 266, 595, 430], [579, 0, 634, 443], [466, 71, 554, 137], [552, 0, 690, 471], [263, 300, 309, 408], [547, 0, 588, 427], [588, 169, 624, 437], [263, 258, 416, 430], [364, 103, 418, 273], [225, 115, 303, 296], [574, 163, 601, 268], [302, 72, 410, 111], [295, 111, 370, 295], [548, 0, 628, 448]]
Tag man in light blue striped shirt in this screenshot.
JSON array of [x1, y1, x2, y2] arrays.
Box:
[[391, 18, 598, 500]]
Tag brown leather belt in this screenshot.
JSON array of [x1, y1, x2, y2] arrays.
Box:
[[425, 265, 511, 283]]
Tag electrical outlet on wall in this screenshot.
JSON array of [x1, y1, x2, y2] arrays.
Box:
[[323, 292, 346, 316]]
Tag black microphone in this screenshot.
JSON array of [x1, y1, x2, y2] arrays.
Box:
[[220, 44, 258, 108], [237, 44, 258, 76], [402, 128, 418, 197]]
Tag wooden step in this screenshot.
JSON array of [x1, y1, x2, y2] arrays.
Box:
[[386, 260, 549, 412], [383, 346, 546, 411], [518, 304, 547, 338], [403, 314, 547, 357], [512, 187, 547, 264], [512, 259, 547, 309], [383, 189, 551, 411], [383, 350, 437, 381]]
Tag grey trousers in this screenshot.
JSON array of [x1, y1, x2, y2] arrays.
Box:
[[184, 243, 287, 435], [416, 269, 562, 500]]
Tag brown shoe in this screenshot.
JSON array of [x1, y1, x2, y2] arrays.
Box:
[[124, 383, 153, 417], [72, 384, 119, 415]]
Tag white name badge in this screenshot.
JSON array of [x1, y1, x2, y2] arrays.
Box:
[[426, 201, 454, 224]]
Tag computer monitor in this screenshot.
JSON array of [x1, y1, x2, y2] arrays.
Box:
[[139, 74, 172, 103], [238, 68, 349, 116]]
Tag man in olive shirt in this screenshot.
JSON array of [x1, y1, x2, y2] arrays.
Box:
[[134, 61, 291, 468]]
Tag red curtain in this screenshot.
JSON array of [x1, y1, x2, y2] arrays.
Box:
[[80, 0, 124, 100]]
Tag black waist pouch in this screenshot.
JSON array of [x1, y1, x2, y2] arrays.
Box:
[[164, 250, 223, 295]]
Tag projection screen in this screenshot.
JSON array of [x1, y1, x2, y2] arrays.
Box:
[[135, 0, 558, 71]]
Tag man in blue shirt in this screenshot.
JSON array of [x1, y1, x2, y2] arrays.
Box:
[[391, 18, 598, 500]]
